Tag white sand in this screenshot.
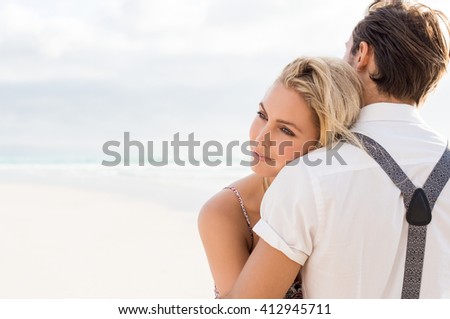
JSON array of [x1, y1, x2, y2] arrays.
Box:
[[0, 165, 247, 298]]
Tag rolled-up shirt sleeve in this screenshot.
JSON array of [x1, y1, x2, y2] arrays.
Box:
[[253, 161, 319, 266]]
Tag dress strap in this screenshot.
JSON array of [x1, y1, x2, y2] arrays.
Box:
[[224, 186, 254, 250]]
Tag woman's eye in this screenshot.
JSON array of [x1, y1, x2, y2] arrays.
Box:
[[281, 127, 295, 136], [257, 111, 267, 120]]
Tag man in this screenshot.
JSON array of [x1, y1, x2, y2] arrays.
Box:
[[225, 1, 450, 298]]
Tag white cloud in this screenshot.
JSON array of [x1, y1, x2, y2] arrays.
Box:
[[1, 0, 448, 82], [0, 1, 357, 86], [0, 0, 449, 161]]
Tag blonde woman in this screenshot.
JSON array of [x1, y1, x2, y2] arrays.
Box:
[[198, 57, 363, 298]]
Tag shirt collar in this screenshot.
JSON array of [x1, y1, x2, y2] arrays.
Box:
[[357, 102, 425, 124]]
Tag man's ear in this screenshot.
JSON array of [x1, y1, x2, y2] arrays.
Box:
[[354, 41, 372, 71]]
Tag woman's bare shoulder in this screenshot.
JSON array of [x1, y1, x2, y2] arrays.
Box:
[[198, 187, 242, 226], [198, 173, 258, 230]]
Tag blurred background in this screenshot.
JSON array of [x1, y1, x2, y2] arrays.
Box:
[[0, 0, 449, 298]]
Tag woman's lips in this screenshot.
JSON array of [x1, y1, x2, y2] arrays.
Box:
[[252, 151, 274, 162]]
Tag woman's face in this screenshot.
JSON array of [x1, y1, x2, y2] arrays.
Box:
[[249, 82, 319, 177]]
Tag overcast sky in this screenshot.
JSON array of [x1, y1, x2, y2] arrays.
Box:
[[0, 0, 449, 163]]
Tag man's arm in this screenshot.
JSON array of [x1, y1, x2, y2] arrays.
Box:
[[223, 239, 301, 299]]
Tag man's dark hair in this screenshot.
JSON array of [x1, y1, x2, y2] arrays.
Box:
[[351, 0, 450, 105]]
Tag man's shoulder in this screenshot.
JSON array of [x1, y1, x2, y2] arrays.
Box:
[[284, 142, 375, 176]]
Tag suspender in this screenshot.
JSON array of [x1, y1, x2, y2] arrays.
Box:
[[354, 133, 450, 298]]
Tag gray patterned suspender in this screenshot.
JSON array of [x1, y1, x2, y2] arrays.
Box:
[[354, 133, 450, 298]]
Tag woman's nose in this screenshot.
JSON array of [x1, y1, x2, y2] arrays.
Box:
[[255, 127, 267, 143], [255, 128, 275, 148]]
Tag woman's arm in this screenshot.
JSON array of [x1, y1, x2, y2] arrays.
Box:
[[198, 190, 252, 297], [223, 239, 301, 298]]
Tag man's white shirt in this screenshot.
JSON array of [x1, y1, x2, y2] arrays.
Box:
[[254, 103, 450, 298]]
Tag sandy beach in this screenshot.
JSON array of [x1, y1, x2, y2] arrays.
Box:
[[0, 165, 248, 298]]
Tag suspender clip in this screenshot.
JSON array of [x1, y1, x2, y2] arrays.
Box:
[[406, 188, 432, 226]]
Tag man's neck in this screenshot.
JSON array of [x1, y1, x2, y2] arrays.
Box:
[[362, 91, 415, 108]]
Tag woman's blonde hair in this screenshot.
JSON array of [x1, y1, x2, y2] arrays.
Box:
[[277, 57, 363, 148]]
